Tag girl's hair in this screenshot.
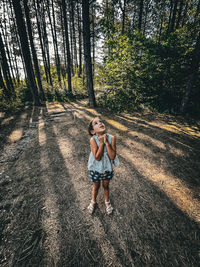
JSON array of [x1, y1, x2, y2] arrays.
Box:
[[88, 119, 94, 136]]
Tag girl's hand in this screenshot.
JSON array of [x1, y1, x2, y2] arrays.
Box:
[[104, 134, 109, 144], [98, 135, 104, 144]]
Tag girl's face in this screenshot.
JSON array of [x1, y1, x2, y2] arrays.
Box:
[[91, 117, 106, 135]]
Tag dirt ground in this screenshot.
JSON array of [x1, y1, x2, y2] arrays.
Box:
[[0, 100, 200, 267]]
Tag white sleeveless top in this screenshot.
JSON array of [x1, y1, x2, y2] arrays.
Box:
[[88, 133, 113, 173]]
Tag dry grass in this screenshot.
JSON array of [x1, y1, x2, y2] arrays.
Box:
[[0, 101, 199, 266]]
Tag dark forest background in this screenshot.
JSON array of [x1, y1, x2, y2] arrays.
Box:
[[0, 0, 200, 116]]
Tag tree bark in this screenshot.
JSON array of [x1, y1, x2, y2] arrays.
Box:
[[180, 33, 200, 113], [12, 0, 40, 105], [0, 67, 7, 94], [47, 0, 61, 83], [41, 2, 53, 86], [82, 0, 96, 107], [77, 2, 82, 77], [138, 0, 144, 32], [70, 0, 78, 70], [176, 0, 184, 29], [2, 0, 16, 84], [0, 31, 14, 98], [9, 0, 26, 81], [23, 0, 45, 101], [170, 0, 178, 33], [62, 0, 72, 94], [33, 0, 51, 85]]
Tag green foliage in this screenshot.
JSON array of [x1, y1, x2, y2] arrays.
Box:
[[0, 81, 31, 111], [97, 29, 200, 115]]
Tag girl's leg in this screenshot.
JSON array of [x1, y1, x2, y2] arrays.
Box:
[[102, 180, 110, 203], [92, 181, 100, 204], [102, 180, 113, 214]]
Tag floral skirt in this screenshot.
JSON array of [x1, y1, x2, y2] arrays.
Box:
[[89, 170, 113, 182]]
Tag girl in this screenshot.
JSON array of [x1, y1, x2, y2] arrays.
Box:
[[87, 117, 119, 215]]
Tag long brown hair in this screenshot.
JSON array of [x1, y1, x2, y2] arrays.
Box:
[[88, 119, 94, 136]]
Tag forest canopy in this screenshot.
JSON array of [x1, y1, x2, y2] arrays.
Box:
[[0, 0, 200, 116]]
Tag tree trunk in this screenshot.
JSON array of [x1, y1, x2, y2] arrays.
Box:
[[23, 0, 45, 101], [70, 0, 78, 70], [120, 0, 126, 34], [12, 0, 40, 105], [62, 0, 72, 94], [180, 33, 200, 113], [60, 2, 67, 78], [176, 0, 183, 29], [0, 31, 14, 98], [77, 2, 82, 77], [170, 0, 178, 33], [69, 7, 74, 76], [33, 0, 50, 85], [0, 67, 7, 95], [2, 0, 15, 84], [9, 0, 25, 81], [82, 0, 96, 107], [48, 0, 61, 83], [143, 0, 150, 36], [167, 0, 173, 33], [41, 2, 53, 86], [138, 0, 143, 32], [182, 1, 188, 27], [92, 4, 95, 77]]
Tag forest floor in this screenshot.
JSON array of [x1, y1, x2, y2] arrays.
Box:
[[0, 99, 200, 267]]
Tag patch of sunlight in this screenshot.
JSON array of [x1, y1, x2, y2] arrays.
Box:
[[85, 108, 100, 116], [124, 138, 152, 154], [120, 113, 200, 138], [20, 113, 27, 119], [29, 106, 35, 124], [168, 144, 184, 156], [40, 149, 61, 264], [8, 128, 23, 142], [46, 102, 65, 114], [38, 118, 46, 146], [52, 125, 124, 266], [0, 112, 5, 119], [104, 119, 128, 131], [122, 148, 200, 223], [1, 116, 14, 125], [123, 114, 141, 121], [129, 131, 166, 150], [73, 109, 94, 121], [181, 126, 200, 137], [149, 122, 200, 137]]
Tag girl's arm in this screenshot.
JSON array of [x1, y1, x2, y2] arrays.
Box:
[[105, 135, 116, 160], [90, 136, 104, 161]]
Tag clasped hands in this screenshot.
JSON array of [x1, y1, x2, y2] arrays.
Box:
[[98, 134, 108, 144]]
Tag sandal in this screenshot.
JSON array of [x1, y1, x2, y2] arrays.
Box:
[[105, 200, 113, 215], [87, 200, 96, 214]]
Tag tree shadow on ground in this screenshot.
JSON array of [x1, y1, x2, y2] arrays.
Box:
[[1, 102, 199, 266], [59, 102, 200, 266], [0, 107, 33, 152]]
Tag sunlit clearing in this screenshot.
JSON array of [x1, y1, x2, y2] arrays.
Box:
[[120, 114, 200, 138], [46, 102, 65, 114], [0, 112, 5, 119], [129, 131, 166, 150], [1, 116, 14, 125], [52, 124, 125, 266], [38, 119, 46, 146], [8, 128, 23, 142], [104, 119, 128, 131], [149, 122, 200, 138], [40, 149, 61, 264], [20, 113, 27, 119], [122, 148, 200, 223]]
